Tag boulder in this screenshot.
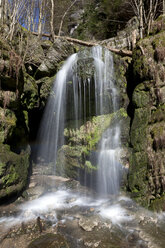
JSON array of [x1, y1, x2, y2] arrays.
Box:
[[0, 144, 29, 202]]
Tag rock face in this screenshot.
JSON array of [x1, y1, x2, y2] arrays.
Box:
[[56, 109, 130, 181], [55, 50, 130, 181], [0, 35, 30, 202], [128, 19, 165, 208], [100, 17, 139, 50], [0, 26, 76, 202], [1, 15, 165, 209]]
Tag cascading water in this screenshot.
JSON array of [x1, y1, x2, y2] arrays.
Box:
[[37, 54, 77, 166], [37, 45, 123, 195], [97, 125, 122, 195], [2, 46, 165, 248], [92, 46, 123, 195]]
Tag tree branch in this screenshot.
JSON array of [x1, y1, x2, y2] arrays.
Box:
[[58, 0, 77, 36]]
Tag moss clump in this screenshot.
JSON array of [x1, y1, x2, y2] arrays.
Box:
[[128, 151, 149, 206], [64, 114, 113, 152], [0, 107, 17, 143], [56, 113, 113, 178], [85, 160, 97, 173], [151, 104, 165, 123], [150, 195, 165, 211], [151, 122, 165, 137], [0, 162, 6, 177], [0, 144, 29, 201], [132, 83, 150, 108], [56, 108, 128, 179]]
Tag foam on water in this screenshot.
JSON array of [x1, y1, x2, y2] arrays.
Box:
[[99, 204, 132, 224], [0, 190, 134, 229]]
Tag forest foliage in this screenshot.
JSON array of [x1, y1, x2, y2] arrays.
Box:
[[0, 0, 164, 41]]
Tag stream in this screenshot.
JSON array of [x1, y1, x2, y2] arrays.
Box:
[[0, 166, 165, 248]]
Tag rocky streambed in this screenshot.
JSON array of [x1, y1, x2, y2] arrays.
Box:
[[0, 166, 165, 248]]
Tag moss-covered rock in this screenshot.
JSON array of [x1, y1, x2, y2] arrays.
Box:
[[0, 23, 82, 204], [0, 144, 29, 201], [35, 40, 76, 79], [113, 55, 130, 110], [0, 107, 17, 143], [132, 83, 150, 108], [56, 108, 129, 179], [56, 113, 113, 178], [128, 26, 165, 208]]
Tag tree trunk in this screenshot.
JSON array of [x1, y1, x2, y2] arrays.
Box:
[[38, 0, 43, 38], [50, 0, 55, 41], [139, 0, 143, 39], [58, 0, 77, 36], [147, 0, 153, 35], [163, 0, 165, 15], [0, 0, 2, 21], [3, 0, 8, 24]]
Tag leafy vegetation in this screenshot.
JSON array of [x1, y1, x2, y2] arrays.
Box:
[[75, 0, 134, 40]]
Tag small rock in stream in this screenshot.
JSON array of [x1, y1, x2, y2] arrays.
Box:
[[78, 216, 99, 231]]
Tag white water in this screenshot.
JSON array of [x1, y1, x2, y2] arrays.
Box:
[[0, 189, 132, 230], [37, 45, 122, 195], [92, 46, 123, 195], [37, 54, 77, 165]]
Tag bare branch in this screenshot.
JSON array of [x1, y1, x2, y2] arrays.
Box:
[[58, 0, 77, 36]]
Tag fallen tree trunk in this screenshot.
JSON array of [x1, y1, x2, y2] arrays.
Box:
[[32, 32, 132, 57]]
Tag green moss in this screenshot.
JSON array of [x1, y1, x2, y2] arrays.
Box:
[[0, 162, 6, 177], [133, 49, 152, 81], [130, 108, 150, 152], [85, 161, 97, 173], [150, 195, 165, 211], [151, 122, 165, 137], [64, 113, 113, 153], [2, 165, 19, 187], [152, 32, 165, 49], [0, 107, 17, 143], [22, 73, 38, 110], [128, 151, 149, 205], [0, 143, 29, 200], [132, 83, 150, 108], [118, 108, 128, 118], [151, 104, 165, 123], [39, 75, 56, 106], [56, 108, 127, 179]]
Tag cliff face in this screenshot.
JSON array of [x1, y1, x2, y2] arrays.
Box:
[[0, 26, 76, 202], [128, 17, 165, 209], [0, 17, 165, 208]]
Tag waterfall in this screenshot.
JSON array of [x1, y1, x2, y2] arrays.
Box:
[[37, 46, 123, 195], [97, 125, 122, 195], [37, 54, 77, 165]]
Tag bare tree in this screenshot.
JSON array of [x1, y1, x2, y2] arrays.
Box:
[[6, 0, 27, 41], [23, 0, 37, 32], [0, 0, 8, 24], [38, 0, 47, 38], [130, 0, 160, 37], [50, 0, 55, 40], [0, 0, 2, 21], [163, 0, 165, 15], [58, 0, 77, 36]]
